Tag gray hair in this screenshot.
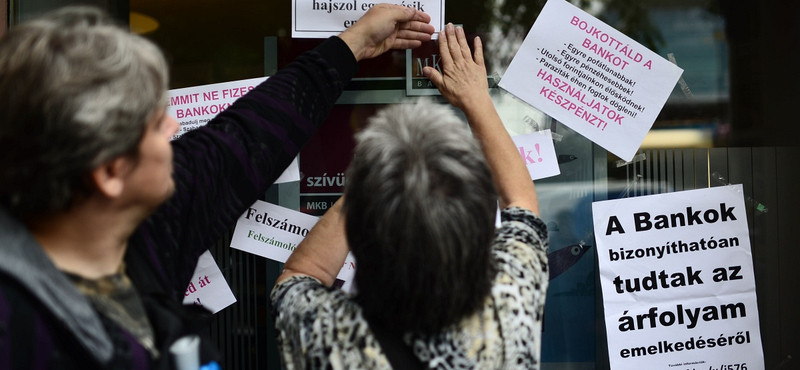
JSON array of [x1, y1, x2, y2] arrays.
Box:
[[0, 6, 169, 217], [344, 99, 498, 334]]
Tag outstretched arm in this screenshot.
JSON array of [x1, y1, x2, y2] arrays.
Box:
[[424, 24, 539, 214], [276, 197, 347, 286], [270, 6, 434, 288]]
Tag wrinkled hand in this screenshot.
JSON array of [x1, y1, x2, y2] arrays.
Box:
[[423, 23, 489, 111], [338, 4, 434, 61]]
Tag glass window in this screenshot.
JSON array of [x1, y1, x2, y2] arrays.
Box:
[[9, 0, 798, 368]]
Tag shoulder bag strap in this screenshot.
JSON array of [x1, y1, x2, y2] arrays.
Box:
[[364, 315, 427, 370]]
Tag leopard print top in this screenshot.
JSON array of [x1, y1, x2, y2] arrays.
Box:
[[271, 207, 548, 370]]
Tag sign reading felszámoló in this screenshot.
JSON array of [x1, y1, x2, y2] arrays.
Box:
[[230, 200, 356, 291]]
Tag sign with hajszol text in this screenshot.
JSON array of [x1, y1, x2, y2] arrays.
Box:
[[230, 200, 357, 291], [592, 185, 764, 370], [183, 250, 237, 313], [292, 0, 444, 39], [499, 0, 683, 161]]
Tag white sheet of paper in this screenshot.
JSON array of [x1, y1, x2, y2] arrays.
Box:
[[273, 157, 301, 184], [499, 0, 683, 161], [166, 77, 299, 183], [292, 0, 444, 39], [183, 250, 237, 313], [167, 77, 267, 139], [230, 200, 357, 291], [511, 129, 560, 180], [592, 185, 764, 370]]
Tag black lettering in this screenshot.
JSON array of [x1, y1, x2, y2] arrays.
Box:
[[712, 267, 729, 282], [686, 207, 703, 225], [654, 214, 669, 229], [686, 266, 703, 285], [728, 265, 742, 280], [634, 212, 652, 231], [606, 216, 626, 235], [704, 209, 719, 223], [613, 275, 624, 293], [720, 203, 737, 221], [720, 302, 746, 319]]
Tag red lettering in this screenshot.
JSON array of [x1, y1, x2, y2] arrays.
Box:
[[203, 91, 219, 101]]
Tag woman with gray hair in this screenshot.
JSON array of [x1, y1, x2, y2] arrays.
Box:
[[0, 4, 433, 369], [272, 23, 548, 369]]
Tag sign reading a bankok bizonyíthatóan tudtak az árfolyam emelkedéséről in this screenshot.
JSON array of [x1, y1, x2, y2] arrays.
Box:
[[592, 185, 764, 370]]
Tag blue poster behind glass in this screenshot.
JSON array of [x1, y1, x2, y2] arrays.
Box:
[[538, 121, 599, 368]]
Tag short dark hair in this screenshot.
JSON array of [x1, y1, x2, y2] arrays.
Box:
[[345, 100, 498, 334], [0, 6, 168, 218]]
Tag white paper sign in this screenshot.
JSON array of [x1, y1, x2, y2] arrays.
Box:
[[292, 0, 444, 39], [167, 77, 267, 139], [230, 200, 357, 291], [499, 0, 683, 161], [183, 250, 237, 313], [167, 77, 300, 184], [592, 185, 764, 370], [511, 129, 560, 180]]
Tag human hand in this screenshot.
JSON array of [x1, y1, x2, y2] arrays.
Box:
[[338, 4, 434, 61], [423, 23, 490, 111]]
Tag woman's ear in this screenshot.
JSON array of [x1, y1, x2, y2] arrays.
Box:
[[90, 157, 131, 198]]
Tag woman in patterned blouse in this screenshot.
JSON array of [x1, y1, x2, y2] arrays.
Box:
[[272, 23, 549, 370]]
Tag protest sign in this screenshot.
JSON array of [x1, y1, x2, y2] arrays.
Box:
[[183, 250, 237, 313], [292, 0, 444, 39], [167, 77, 267, 139], [511, 129, 560, 180], [592, 185, 764, 370], [499, 0, 683, 161], [230, 200, 357, 291], [166, 77, 300, 184]]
